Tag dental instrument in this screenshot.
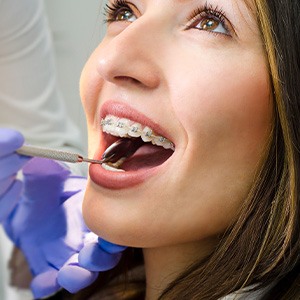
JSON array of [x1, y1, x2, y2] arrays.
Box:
[[16, 145, 104, 164], [16, 138, 142, 166]]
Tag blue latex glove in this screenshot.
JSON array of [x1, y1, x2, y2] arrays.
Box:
[[57, 238, 127, 293], [0, 129, 126, 298], [0, 128, 30, 222]]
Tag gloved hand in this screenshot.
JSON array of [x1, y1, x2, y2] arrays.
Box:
[[0, 129, 126, 298], [0, 128, 30, 222]]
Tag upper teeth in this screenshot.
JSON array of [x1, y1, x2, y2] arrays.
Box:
[[101, 115, 175, 151]]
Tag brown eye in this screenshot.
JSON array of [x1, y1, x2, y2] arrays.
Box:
[[115, 9, 135, 21], [186, 7, 232, 36], [192, 15, 228, 35], [200, 18, 219, 31], [104, 1, 138, 24]]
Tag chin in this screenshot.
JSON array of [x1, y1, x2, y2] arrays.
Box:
[[82, 183, 153, 247]]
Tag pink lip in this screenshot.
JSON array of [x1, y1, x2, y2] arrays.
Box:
[[89, 164, 161, 189], [89, 100, 174, 190], [100, 100, 173, 141]]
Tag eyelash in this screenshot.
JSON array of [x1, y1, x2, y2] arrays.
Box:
[[186, 4, 231, 36], [103, 1, 232, 36], [103, 0, 132, 24]]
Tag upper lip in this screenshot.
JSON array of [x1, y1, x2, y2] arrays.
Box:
[[100, 100, 175, 144]]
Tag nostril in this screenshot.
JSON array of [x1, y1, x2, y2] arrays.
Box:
[[97, 52, 160, 88], [114, 76, 143, 86]]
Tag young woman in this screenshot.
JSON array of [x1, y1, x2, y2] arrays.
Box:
[[68, 0, 300, 299]]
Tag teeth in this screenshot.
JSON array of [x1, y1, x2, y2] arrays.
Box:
[[102, 116, 118, 135], [101, 163, 125, 172], [115, 118, 130, 138], [141, 126, 153, 142], [128, 123, 142, 138], [101, 115, 175, 151], [152, 136, 166, 147]]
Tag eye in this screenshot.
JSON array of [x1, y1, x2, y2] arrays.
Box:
[[104, 0, 137, 24], [195, 17, 227, 34], [186, 5, 232, 37]]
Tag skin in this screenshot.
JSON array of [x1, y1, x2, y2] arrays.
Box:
[[80, 0, 272, 298]]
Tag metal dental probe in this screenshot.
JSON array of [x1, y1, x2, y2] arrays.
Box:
[[16, 138, 143, 166], [16, 145, 104, 164]]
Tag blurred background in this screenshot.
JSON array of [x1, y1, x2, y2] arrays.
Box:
[[44, 0, 105, 152]]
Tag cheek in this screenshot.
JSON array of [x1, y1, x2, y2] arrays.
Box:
[[165, 57, 273, 234], [80, 52, 104, 124], [172, 55, 272, 157]]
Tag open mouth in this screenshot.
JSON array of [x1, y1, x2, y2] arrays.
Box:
[[99, 115, 175, 172]]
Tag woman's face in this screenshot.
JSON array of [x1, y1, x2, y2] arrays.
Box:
[[80, 0, 272, 248]]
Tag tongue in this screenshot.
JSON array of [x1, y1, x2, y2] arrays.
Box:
[[103, 138, 173, 171], [121, 143, 173, 171]]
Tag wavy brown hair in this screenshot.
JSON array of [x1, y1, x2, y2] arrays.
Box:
[[160, 0, 300, 298]]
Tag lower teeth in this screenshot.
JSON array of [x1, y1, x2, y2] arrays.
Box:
[[101, 163, 125, 172]]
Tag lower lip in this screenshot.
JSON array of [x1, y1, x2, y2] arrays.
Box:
[[89, 163, 160, 189]]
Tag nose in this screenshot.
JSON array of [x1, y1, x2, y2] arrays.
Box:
[[96, 19, 162, 89]]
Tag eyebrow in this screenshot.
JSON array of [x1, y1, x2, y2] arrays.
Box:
[[173, 0, 256, 15]]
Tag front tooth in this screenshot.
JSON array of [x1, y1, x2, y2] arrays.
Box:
[[141, 126, 153, 142], [115, 118, 130, 137], [128, 123, 142, 138], [102, 116, 118, 134], [101, 163, 125, 172]]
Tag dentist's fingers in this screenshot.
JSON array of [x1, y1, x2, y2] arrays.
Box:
[[78, 242, 123, 272], [57, 254, 98, 293], [0, 128, 24, 157], [31, 268, 60, 299], [99, 238, 127, 254], [22, 158, 70, 210], [0, 154, 29, 180], [0, 176, 15, 195], [58, 265, 98, 294], [0, 180, 22, 222]]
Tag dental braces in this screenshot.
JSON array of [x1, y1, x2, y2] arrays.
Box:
[[101, 115, 175, 151]]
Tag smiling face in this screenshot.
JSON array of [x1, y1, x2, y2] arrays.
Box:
[[80, 0, 273, 248]]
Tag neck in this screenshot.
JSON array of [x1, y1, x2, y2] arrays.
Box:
[[143, 238, 217, 300]]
